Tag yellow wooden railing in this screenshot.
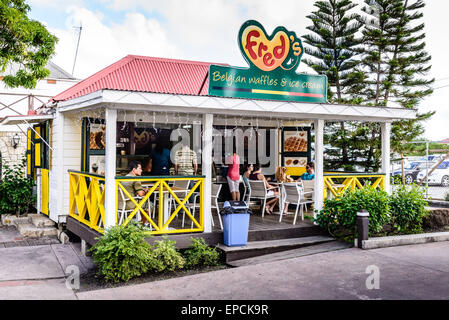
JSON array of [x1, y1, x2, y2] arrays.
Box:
[[69, 171, 105, 234], [69, 171, 205, 235], [323, 172, 385, 200], [115, 176, 205, 235]]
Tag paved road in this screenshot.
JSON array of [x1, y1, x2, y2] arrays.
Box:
[[1, 240, 449, 301], [391, 184, 448, 200], [77, 241, 449, 300]]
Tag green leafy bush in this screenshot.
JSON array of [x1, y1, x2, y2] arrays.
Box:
[[0, 159, 35, 215], [444, 192, 449, 202], [89, 222, 153, 283], [390, 184, 428, 234], [314, 186, 391, 236], [148, 237, 185, 273], [184, 237, 220, 269]]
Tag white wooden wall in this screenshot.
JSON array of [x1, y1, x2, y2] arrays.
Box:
[[49, 113, 82, 223]]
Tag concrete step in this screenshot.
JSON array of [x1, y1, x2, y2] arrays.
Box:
[[29, 214, 55, 228], [17, 223, 58, 238], [227, 240, 353, 267], [217, 235, 336, 263]]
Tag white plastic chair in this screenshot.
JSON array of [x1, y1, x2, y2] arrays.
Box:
[[248, 180, 279, 217], [167, 179, 191, 219], [117, 188, 144, 225], [281, 183, 314, 225], [241, 175, 251, 204], [182, 183, 223, 230], [299, 179, 314, 211]]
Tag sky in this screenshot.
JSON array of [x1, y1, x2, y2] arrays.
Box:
[[27, 0, 449, 141]]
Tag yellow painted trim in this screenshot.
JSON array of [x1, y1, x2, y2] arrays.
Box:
[[70, 174, 206, 235], [323, 174, 386, 202], [41, 169, 49, 215]]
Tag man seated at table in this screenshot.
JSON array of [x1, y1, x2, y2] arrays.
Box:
[[120, 161, 152, 227], [298, 162, 315, 181]]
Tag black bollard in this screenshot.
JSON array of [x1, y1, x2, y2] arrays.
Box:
[[357, 210, 369, 249]]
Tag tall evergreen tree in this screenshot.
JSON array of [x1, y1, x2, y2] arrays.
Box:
[[351, 0, 433, 170], [302, 0, 363, 171], [384, 0, 434, 155]]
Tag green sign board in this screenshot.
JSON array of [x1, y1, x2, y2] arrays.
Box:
[[209, 20, 327, 103]]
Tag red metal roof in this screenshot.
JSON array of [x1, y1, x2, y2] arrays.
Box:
[[51, 55, 228, 102]]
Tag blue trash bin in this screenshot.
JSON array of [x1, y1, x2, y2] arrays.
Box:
[[221, 201, 251, 246]]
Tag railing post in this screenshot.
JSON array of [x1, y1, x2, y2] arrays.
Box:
[[104, 108, 117, 231]]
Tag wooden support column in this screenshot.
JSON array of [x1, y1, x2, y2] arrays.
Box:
[[104, 108, 117, 230], [313, 119, 324, 221], [381, 122, 391, 194], [202, 113, 213, 233]]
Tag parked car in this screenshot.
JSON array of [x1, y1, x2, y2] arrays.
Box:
[[391, 161, 435, 184], [416, 161, 449, 187]]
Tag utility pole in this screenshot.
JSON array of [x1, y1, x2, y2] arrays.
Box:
[[72, 24, 83, 77]]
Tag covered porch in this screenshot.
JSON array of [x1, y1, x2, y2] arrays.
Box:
[[57, 88, 414, 238]]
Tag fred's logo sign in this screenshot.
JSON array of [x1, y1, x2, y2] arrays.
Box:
[[239, 20, 303, 72]]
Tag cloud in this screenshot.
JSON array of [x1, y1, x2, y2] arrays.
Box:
[[48, 7, 179, 78], [100, 0, 317, 69]]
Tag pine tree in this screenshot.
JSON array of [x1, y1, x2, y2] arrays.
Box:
[[384, 0, 434, 155], [302, 0, 363, 171], [351, 0, 433, 171]]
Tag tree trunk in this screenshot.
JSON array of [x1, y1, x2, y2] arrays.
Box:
[[401, 153, 405, 186]]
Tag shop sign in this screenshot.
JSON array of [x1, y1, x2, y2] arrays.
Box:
[[209, 20, 327, 103]]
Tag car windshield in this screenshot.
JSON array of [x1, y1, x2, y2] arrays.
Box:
[[438, 162, 449, 169], [405, 162, 419, 170]]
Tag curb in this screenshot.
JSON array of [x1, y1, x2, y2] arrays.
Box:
[[355, 231, 449, 250], [427, 200, 449, 208]]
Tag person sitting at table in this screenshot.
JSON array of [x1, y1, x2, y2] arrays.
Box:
[[275, 166, 295, 183], [243, 163, 253, 180], [226, 148, 241, 201], [298, 162, 315, 181], [249, 163, 279, 215], [120, 161, 152, 227], [150, 137, 171, 176]]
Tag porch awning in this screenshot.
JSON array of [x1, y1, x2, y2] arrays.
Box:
[[57, 89, 417, 123], [0, 114, 54, 126]]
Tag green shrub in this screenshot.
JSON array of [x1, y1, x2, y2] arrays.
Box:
[[0, 160, 35, 215], [390, 184, 428, 234], [89, 222, 153, 283], [444, 192, 449, 202], [184, 237, 220, 269], [391, 174, 403, 185], [314, 186, 391, 237], [148, 237, 185, 273]]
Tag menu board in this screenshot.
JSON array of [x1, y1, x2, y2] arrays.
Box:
[[89, 123, 106, 150], [283, 130, 308, 152], [281, 127, 311, 176], [284, 156, 308, 167]]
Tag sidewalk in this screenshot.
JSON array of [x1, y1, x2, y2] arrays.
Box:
[[1, 236, 449, 300], [76, 241, 449, 300], [0, 242, 94, 300]]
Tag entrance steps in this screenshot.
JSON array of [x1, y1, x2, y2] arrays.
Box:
[[226, 240, 352, 267], [217, 235, 337, 264], [1, 214, 58, 238]]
